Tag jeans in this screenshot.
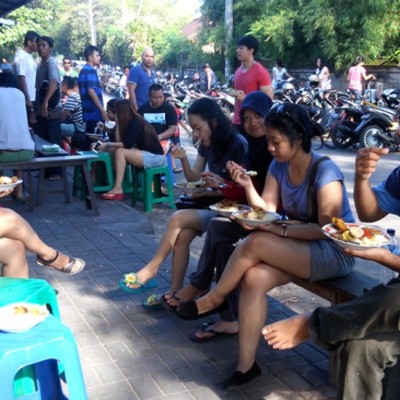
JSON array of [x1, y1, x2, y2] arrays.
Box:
[[309, 278, 400, 399], [189, 217, 250, 322]]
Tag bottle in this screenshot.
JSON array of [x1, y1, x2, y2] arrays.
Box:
[[386, 229, 399, 278]]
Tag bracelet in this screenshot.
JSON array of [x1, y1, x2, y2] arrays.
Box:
[[106, 143, 111, 150], [280, 223, 288, 238]]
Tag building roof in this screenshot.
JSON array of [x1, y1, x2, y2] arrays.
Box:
[[181, 17, 203, 41], [0, 0, 31, 17]]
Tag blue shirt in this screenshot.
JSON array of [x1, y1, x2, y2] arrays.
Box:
[[269, 151, 354, 222], [78, 64, 103, 123], [127, 64, 156, 108], [373, 166, 400, 217]]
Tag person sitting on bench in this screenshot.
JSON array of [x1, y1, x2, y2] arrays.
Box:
[[0, 190, 85, 277], [263, 147, 400, 400]]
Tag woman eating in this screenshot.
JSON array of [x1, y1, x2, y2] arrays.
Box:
[[176, 103, 355, 389]]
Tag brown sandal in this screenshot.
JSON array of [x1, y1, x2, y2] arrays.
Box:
[[160, 292, 184, 312], [37, 251, 85, 275]]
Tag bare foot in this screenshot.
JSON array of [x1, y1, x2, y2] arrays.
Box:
[[261, 314, 311, 350], [192, 320, 238, 340], [126, 268, 156, 289], [195, 292, 223, 315], [166, 284, 205, 307]]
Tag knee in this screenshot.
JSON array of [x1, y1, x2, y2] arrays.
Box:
[[241, 232, 273, 254], [242, 267, 267, 291], [168, 210, 192, 230]]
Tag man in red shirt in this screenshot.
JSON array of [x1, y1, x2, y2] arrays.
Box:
[[232, 35, 273, 128]]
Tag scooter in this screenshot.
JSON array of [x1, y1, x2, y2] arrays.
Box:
[[355, 102, 399, 149]]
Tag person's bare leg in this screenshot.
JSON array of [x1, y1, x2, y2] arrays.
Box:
[[262, 314, 312, 350], [0, 238, 29, 278], [127, 210, 202, 287], [0, 208, 75, 271], [193, 232, 311, 315], [169, 283, 206, 305], [236, 265, 292, 372]]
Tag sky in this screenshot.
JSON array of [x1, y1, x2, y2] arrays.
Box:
[[176, 0, 203, 18]]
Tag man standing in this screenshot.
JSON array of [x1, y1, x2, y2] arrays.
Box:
[[60, 57, 78, 78], [202, 63, 217, 93], [35, 36, 63, 180], [231, 35, 273, 128], [78, 45, 107, 134], [128, 48, 156, 111], [138, 84, 177, 143], [13, 30, 39, 124]]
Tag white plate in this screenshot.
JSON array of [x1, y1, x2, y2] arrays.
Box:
[[232, 210, 280, 227], [322, 223, 392, 250], [209, 203, 250, 218], [174, 181, 207, 194], [105, 121, 116, 129], [0, 302, 49, 333], [0, 179, 23, 192]]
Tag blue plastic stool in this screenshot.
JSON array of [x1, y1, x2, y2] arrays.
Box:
[[0, 277, 61, 397], [0, 314, 87, 400]]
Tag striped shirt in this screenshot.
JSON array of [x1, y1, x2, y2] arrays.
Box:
[[63, 92, 86, 132], [78, 64, 103, 123]]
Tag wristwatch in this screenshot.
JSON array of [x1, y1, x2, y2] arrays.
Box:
[[106, 143, 111, 150]]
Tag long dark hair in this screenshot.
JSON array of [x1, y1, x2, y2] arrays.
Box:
[[264, 103, 323, 153], [187, 98, 235, 161], [115, 99, 157, 147]]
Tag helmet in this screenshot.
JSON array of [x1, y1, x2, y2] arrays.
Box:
[[308, 74, 319, 88]]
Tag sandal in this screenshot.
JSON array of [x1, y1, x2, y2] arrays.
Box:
[[189, 322, 238, 342], [173, 168, 183, 173], [101, 192, 124, 201], [118, 272, 157, 294], [142, 294, 162, 310], [160, 292, 184, 312], [37, 251, 85, 275]]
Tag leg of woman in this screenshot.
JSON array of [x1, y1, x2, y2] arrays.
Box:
[[236, 265, 292, 374], [186, 231, 311, 316], [0, 238, 29, 278], [169, 228, 200, 292], [106, 148, 143, 194], [0, 208, 76, 271], [128, 210, 203, 287]]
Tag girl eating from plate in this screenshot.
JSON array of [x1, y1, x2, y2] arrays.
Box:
[[176, 103, 355, 389]]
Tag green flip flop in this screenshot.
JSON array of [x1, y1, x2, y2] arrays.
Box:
[[142, 294, 162, 310]]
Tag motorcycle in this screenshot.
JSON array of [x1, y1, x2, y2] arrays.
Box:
[[105, 74, 124, 98], [381, 88, 400, 110], [330, 99, 365, 148], [355, 102, 399, 149], [274, 77, 299, 103]]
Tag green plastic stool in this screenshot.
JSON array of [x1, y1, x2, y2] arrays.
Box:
[[73, 151, 114, 195], [131, 165, 176, 212], [0, 277, 61, 397]]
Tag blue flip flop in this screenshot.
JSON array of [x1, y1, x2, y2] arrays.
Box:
[[142, 294, 162, 310], [118, 272, 157, 294]]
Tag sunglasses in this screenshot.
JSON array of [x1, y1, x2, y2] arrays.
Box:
[[268, 103, 306, 135]]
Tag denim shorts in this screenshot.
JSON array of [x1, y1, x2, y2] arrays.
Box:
[[142, 151, 167, 169], [308, 239, 355, 282]]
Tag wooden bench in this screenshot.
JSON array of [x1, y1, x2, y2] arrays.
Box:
[[0, 154, 100, 215]]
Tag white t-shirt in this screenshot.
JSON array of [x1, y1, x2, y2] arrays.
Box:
[[272, 66, 288, 83], [0, 87, 35, 151], [13, 49, 37, 101]]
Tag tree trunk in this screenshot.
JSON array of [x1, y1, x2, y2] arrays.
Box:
[[224, 0, 233, 81]]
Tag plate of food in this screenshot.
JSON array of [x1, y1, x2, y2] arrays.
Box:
[[209, 200, 250, 217], [174, 180, 207, 194], [0, 176, 23, 192], [0, 303, 49, 333], [232, 208, 280, 227], [322, 217, 392, 250]]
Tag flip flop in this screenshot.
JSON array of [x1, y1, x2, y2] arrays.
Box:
[[118, 272, 157, 294], [173, 168, 183, 173], [101, 192, 124, 201], [189, 322, 238, 342], [142, 294, 162, 310], [37, 251, 85, 275], [160, 292, 184, 312]]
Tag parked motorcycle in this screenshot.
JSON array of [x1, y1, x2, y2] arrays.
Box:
[[274, 78, 299, 103], [330, 99, 365, 148], [355, 102, 399, 149]]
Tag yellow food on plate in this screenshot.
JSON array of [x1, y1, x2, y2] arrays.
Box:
[[0, 176, 13, 184], [185, 180, 205, 189], [332, 217, 347, 232], [237, 207, 268, 220], [214, 199, 239, 211]]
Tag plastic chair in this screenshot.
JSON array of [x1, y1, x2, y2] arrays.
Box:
[[0, 277, 61, 397], [0, 314, 87, 400], [73, 151, 114, 195], [131, 165, 176, 212]]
